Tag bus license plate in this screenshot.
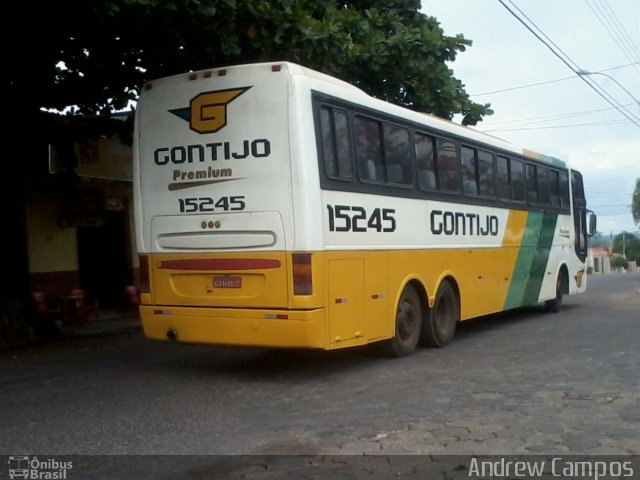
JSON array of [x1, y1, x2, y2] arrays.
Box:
[[213, 276, 242, 289]]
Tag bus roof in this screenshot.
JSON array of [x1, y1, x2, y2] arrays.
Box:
[[150, 61, 567, 169], [288, 62, 568, 169]]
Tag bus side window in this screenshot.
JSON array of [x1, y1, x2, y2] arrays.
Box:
[[355, 116, 384, 182], [319, 106, 352, 180], [478, 149, 495, 198], [334, 110, 352, 179], [496, 155, 511, 200], [559, 171, 570, 207], [415, 133, 437, 190], [461, 146, 478, 196], [319, 106, 337, 177], [437, 139, 460, 193], [526, 164, 538, 204], [511, 159, 525, 201], [383, 124, 412, 185], [537, 166, 550, 205], [550, 170, 561, 207]]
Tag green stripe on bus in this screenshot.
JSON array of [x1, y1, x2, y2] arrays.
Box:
[[504, 213, 542, 309], [504, 212, 557, 309], [521, 213, 558, 305]]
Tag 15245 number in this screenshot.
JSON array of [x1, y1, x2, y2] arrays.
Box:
[[178, 196, 245, 213], [327, 204, 396, 232]]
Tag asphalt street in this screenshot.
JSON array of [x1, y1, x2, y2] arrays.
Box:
[[1, 273, 638, 471]]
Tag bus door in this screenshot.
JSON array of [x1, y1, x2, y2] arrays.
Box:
[[572, 171, 588, 263]]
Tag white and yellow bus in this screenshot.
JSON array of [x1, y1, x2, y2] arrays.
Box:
[[134, 61, 595, 356]]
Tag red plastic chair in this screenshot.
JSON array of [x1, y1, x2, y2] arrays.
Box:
[[31, 292, 64, 336], [68, 289, 99, 324], [32, 292, 62, 317], [124, 285, 140, 317]]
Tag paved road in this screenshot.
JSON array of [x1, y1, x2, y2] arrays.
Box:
[[1, 273, 638, 462]]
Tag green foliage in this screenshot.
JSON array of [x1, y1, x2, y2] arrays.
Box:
[[612, 231, 640, 262], [7, 0, 491, 124], [610, 255, 628, 270], [632, 178, 640, 226]]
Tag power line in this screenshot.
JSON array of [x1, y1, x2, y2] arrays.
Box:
[[481, 119, 630, 132], [497, 0, 640, 128], [600, 0, 640, 58], [500, 0, 640, 124], [576, 70, 640, 106], [471, 63, 638, 97], [588, 192, 633, 196], [479, 102, 635, 127], [588, 203, 631, 207], [585, 0, 640, 78]]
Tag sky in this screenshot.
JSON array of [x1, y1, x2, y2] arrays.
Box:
[[422, 0, 640, 235]]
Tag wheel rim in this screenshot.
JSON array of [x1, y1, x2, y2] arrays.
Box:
[[556, 276, 564, 303], [397, 297, 419, 342], [434, 288, 457, 337], [434, 296, 450, 334]]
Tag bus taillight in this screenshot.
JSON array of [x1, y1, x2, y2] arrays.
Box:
[[139, 255, 150, 294], [292, 253, 313, 295]]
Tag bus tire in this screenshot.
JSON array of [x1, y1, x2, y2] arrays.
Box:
[[420, 280, 458, 348], [545, 272, 565, 313], [387, 284, 422, 357]]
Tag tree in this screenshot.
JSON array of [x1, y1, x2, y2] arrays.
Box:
[[2, 0, 491, 339], [610, 255, 629, 271], [7, 0, 491, 123], [612, 231, 640, 263], [632, 178, 640, 226]]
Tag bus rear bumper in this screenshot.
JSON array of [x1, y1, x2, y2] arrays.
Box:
[[140, 305, 326, 349]]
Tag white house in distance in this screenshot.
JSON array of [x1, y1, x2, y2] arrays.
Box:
[[589, 247, 610, 274]]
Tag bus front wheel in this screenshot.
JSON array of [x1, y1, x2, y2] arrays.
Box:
[[545, 272, 565, 313], [421, 280, 458, 348], [387, 284, 422, 357]]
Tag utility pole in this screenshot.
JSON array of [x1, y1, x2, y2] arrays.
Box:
[[610, 229, 613, 253]]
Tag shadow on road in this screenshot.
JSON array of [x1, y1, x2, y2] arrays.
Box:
[[454, 303, 579, 341], [153, 303, 574, 381]]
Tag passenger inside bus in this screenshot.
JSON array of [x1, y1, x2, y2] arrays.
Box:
[[355, 117, 383, 182]]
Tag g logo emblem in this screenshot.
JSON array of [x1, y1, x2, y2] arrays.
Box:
[[169, 87, 251, 134]]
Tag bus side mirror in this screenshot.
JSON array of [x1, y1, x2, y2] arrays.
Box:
[[587, 210, 597, 237]]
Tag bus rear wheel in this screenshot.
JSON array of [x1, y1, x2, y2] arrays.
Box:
[[420, 280, 458, 348], [387, 284, 422, 357]]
